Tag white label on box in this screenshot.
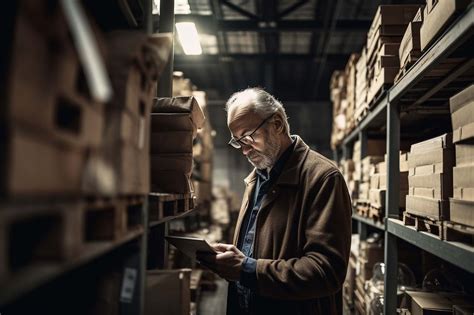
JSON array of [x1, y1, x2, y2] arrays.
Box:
[[120, 267, 138, 303]]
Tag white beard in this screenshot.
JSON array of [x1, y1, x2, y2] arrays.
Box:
[[247, 132, 281, 170]]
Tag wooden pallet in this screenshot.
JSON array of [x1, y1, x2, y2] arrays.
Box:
[[368, 83, 391, 108], [369, 205, 384, 222], [443, 221, 474, 247], [402, 212, 443, 240], [356, 202, 370, 217], [0, 196, 145, 283], [148, 192, 195, 223]]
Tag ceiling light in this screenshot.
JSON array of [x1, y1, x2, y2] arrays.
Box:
[[176, 22, 202, 55]]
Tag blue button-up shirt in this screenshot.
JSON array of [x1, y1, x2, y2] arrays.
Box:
[[234, 139, 295, 312]]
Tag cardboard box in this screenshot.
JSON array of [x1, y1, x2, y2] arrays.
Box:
[[399, 21, 422, 67], [451, 101, 474, 130], [151, 171, 193, 194], [408, 173, 453, 200], [150, 131, 194, 154], [1, 127, 110, 197], [402, 291, 459, 315], [368, 67, 399, 101], [145, 269, 191, 315], [410, 133, 453, 153], [152, 96, 205, 136], [453, 165, 474, 201], [453, 305, 474, 315], [450, 84, 474, 113], [408, 149, 454, 171], [405, 195, 449, 220], [455, 144, 474, 166], [449, 198, 474, 226], [420, 0, 471, 51], [150, 154, 193, 173], [453, 122, 474, 143], [7, 8, 105, 150], [450, 85, 474, 111]]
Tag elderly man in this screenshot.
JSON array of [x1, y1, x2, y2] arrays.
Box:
[[199, 88, 352, 315]]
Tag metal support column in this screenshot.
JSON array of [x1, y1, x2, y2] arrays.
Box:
[[137, 1, 152, 313], [157, 0, 174, 97], [358, 130, 368, 240], [384, 102, 400, 315]]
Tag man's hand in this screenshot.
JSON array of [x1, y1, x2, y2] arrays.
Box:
[[197, 243, 246, 281]]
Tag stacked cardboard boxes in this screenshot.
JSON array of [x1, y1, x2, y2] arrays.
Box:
[[369, 152, 409, 220], [330, 71, 347, 149], [355, 139, 386, 215], [397, 7, 423, 78], [406, 134, 454, 221], [191, 91, 214, 204], [400, 291, 473, 315], [366, 5, 420, 105], [145, 269, 192, 315], [355, 48, 368, 123], [1, 2, 109, 197], [354, 236, 384, 315], [449, 85, 474, 230], [104, 31, 172, 195], [344, 54, 360, 133], [420, 0, 471, 52], [150, 97, 205, 194]]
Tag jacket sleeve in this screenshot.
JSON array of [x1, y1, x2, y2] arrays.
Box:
[[255, 171, 352, 300]]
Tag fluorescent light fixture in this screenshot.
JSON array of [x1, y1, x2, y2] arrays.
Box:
[[176, 22, 202, 55], [153, 0, 191, 15]]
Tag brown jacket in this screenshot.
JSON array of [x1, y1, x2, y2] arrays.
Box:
[[231, 136, 352, 315]]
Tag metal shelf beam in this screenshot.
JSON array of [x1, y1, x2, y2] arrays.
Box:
[[387, 219, 474, 274]]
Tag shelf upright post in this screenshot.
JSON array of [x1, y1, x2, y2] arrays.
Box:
[[157, 0, 174, 97], [358, 130, 368, 240], [148, 0, 175, 270], [137, 1, 153, 313], [384, 100, 400, 315]]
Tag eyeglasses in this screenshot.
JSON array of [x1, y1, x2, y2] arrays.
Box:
[[228, 114, 274, 149]]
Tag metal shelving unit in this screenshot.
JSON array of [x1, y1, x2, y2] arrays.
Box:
[[336, 4, 474, 314]]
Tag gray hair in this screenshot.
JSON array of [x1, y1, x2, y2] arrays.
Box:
[[225, 88, 290, 136]]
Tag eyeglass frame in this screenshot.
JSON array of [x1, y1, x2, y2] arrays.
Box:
[[228, 113, 275, 149]]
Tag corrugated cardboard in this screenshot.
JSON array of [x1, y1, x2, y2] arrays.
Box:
[[150, 154, 193, 173], [145, 269, 191, 315], [402, 291, 461, 315], [454, 187, 474, 201], [449, 198, 474, 226], [399, 21, 422, 67], [453, 122, 474, 143], [150, 131, 194, 154], [455, 144, 474, 166], [420, 0, 471, 51], [408, 151, 454, 174], [413, 6, 424, 22], [410, 133, 453, 153], [151, 171, 193, 194], [453, 165, 474, 197], [405, 195, 449, 220], [153, 96, 205, 131], [451, 100, 474, 130], [370, 174, 381, 189], [4, 127, 90, 196], [369, 188, 385, 207], [450, 84, 474, 113], [408, 173, 453, 199], [400, 152, 410, 172]]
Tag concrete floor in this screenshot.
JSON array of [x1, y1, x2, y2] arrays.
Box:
[[198, 278, 228, 315]]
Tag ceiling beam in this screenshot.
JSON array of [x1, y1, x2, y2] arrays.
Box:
[[174, 53, 350, 65], [169, 14, 371, 32]]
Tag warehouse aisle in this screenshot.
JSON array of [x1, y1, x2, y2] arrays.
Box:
[[198, 279, 228, 315]]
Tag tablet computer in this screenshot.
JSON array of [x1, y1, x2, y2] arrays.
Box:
[[165, 236, 217, 259]]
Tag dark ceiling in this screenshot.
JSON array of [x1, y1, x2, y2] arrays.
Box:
[[155, 0, 425, 102]]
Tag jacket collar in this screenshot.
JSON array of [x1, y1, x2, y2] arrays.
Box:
[[243, 135, 310, 186]]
